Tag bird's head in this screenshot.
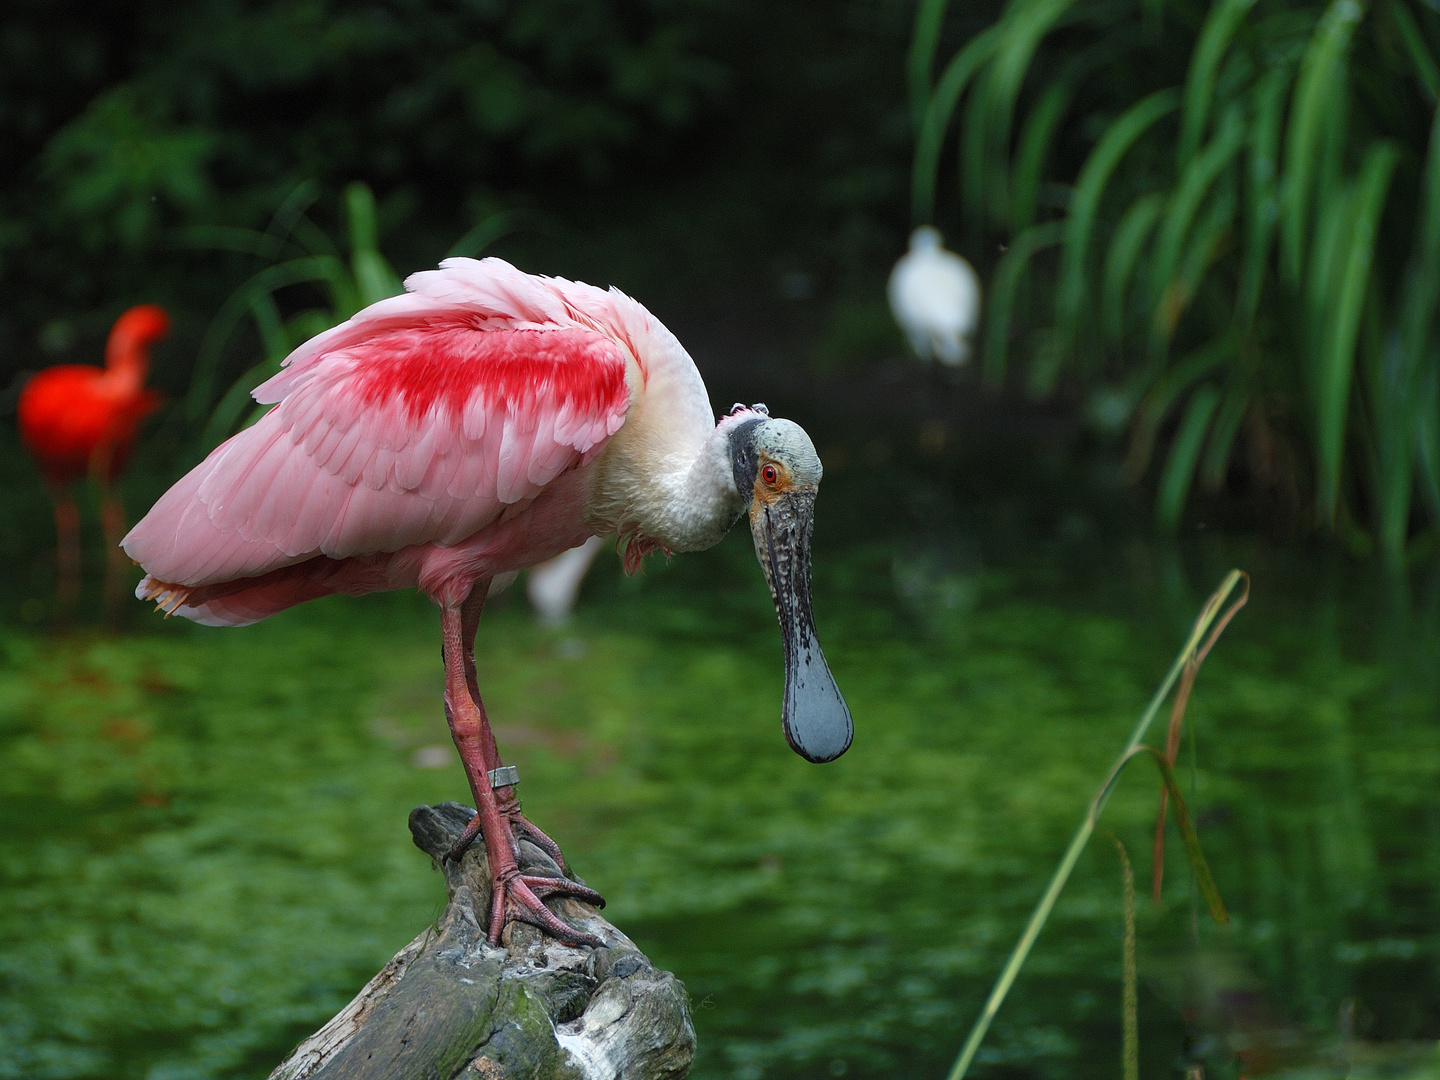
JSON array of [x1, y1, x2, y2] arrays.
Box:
[[910, 225, 943, 252], [727, 407, 853, 763], [105, 305, 171, 386]]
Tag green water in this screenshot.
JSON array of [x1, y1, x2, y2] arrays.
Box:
[[1, 447, 1439, 1080]]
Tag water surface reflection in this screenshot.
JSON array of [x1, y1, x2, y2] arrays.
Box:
[[0, 450, 1436, 1079]]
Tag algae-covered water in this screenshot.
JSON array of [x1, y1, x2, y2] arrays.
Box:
[[1, 438, 1438, 1080]]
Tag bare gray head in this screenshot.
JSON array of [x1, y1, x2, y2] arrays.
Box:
[[726, 410, 853, 763]]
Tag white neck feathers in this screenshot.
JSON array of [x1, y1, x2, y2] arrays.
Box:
[[589, 407, 760, 553]]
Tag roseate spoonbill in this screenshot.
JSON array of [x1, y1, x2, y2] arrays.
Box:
[[888, 226, 981, 366], [527, 535, 605, 624], [122, 257, 852, 947], [19, 305, 169, 610]]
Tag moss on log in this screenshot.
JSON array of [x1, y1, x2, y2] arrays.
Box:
[[269, 802, 695, 1080]]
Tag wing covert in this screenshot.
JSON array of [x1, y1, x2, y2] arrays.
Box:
[[123, 318, 631, 587]]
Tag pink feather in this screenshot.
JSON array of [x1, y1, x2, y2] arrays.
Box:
[[123, 258, 637, 623]]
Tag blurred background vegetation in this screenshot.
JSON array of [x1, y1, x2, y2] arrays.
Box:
[[0, 0, 917, 412], [4, 1, 1440, 1079], [9, 0, 1440, 553], [914, 0, 1440, 558]]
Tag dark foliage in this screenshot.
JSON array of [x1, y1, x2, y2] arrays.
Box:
[[1, 0, 914, 405], [913, 0, 1440, 557]]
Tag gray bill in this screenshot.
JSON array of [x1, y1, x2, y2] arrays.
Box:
[[751, 491, 853, 763]]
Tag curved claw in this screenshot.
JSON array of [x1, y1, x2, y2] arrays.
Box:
[[489, 871, 605, 948]]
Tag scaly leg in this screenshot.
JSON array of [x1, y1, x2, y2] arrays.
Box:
[[439, 603, 603, 946], [457, 589, 574, 873], [50, 485, 80, 613]]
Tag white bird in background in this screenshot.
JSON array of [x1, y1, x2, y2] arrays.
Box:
[[527, 535, 605, 624], [888, 226, 981, 366]]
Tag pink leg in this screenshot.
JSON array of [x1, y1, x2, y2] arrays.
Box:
[[50, 485, 80, 613], [457, 590, 573, 873], [440, 604, 603, 947]]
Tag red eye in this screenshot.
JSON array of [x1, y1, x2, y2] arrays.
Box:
[[762, 464, 778, 484]]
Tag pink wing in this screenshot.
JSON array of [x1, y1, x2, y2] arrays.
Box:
[[123, 259, 634, 592]]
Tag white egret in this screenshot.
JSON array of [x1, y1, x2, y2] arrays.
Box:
[[887, 226, 981, 366]]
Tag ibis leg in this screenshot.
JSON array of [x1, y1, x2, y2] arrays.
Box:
[[440, 605, 603, 946], [50, 485, 80, 613], [98, 481, 130, 614], [458, 589, 575, 874]]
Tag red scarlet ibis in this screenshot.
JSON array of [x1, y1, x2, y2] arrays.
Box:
[[19, 305, 169, 610], [123, 258, 852, 947], [888, 227, 981, 366]]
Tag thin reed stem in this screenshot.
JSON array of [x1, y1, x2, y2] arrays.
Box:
[[1105, 831, 1139, 1080], [946, 570, 1246, 1080]]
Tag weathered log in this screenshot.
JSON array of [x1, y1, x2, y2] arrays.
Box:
[[269, 802, 695, 1080]]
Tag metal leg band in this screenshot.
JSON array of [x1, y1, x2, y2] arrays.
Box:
[[488, 765, 519, 789]]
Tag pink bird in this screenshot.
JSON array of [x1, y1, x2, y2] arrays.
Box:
[[123, 257, 852, 946]]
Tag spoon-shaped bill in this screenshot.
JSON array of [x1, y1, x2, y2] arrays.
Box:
[[751, 490, 853, 763]]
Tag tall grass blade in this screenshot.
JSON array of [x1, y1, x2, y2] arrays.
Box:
[[1378, 108, 1440, 552], [983, 222, 1066, 390], [1152, 111, 1246, 313], [912, 27, 1001, 224], [1280, 0, 1361, 283], [201, 357, 278, 453], [1200, 383, 1250, 491], [1150, 118, 1245, 355], [1178, 0, 1259, 170], [1104, 832, 1140, 1080], [1011, 80, 1074, 233], [1154, 184, 1238, 355], [1306, 182, 1354, 345], [184, 255, 350, 427], [1419, 364, 1440, 523], [1150, 565, 1250, 897], [909, 0, 953, 133], [1011, 32, 1143, 236], [345, 182, 403, 309], [946, 570, 1247, 1080], [1157, 385, 1223, 528], [1125, 333, 1233, 480], [1401, 107, 1440, 391], [1370, 331, 1416, 561], [169, 226, 279, 257], [1054, 89, 1180, 367], [1239, 66, 1293, 326], [1103, 193, 1166, 343], [1389, 0, 1440, 103], [265, 179, 323, 249], [291, 213, 340, 258], [201, 309, 335, 452], [964, 0, 1077, 228], [1113, 746, 1230, 922], [1315, 141, 1400, 525], [446, 209, 530, 259]]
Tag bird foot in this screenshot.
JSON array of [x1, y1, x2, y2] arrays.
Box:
[[489, 868, 607, 948], [442, 804, 574, 874], [441, 805, 605, 948]]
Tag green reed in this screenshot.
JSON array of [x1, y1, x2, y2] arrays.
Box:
[[911, 0, 1440, 560], [946, 569, 1246, 1080], [1104, 832, 1139, 1080]]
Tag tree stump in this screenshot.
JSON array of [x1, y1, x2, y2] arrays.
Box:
[[269, 802, 695, 1080]]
